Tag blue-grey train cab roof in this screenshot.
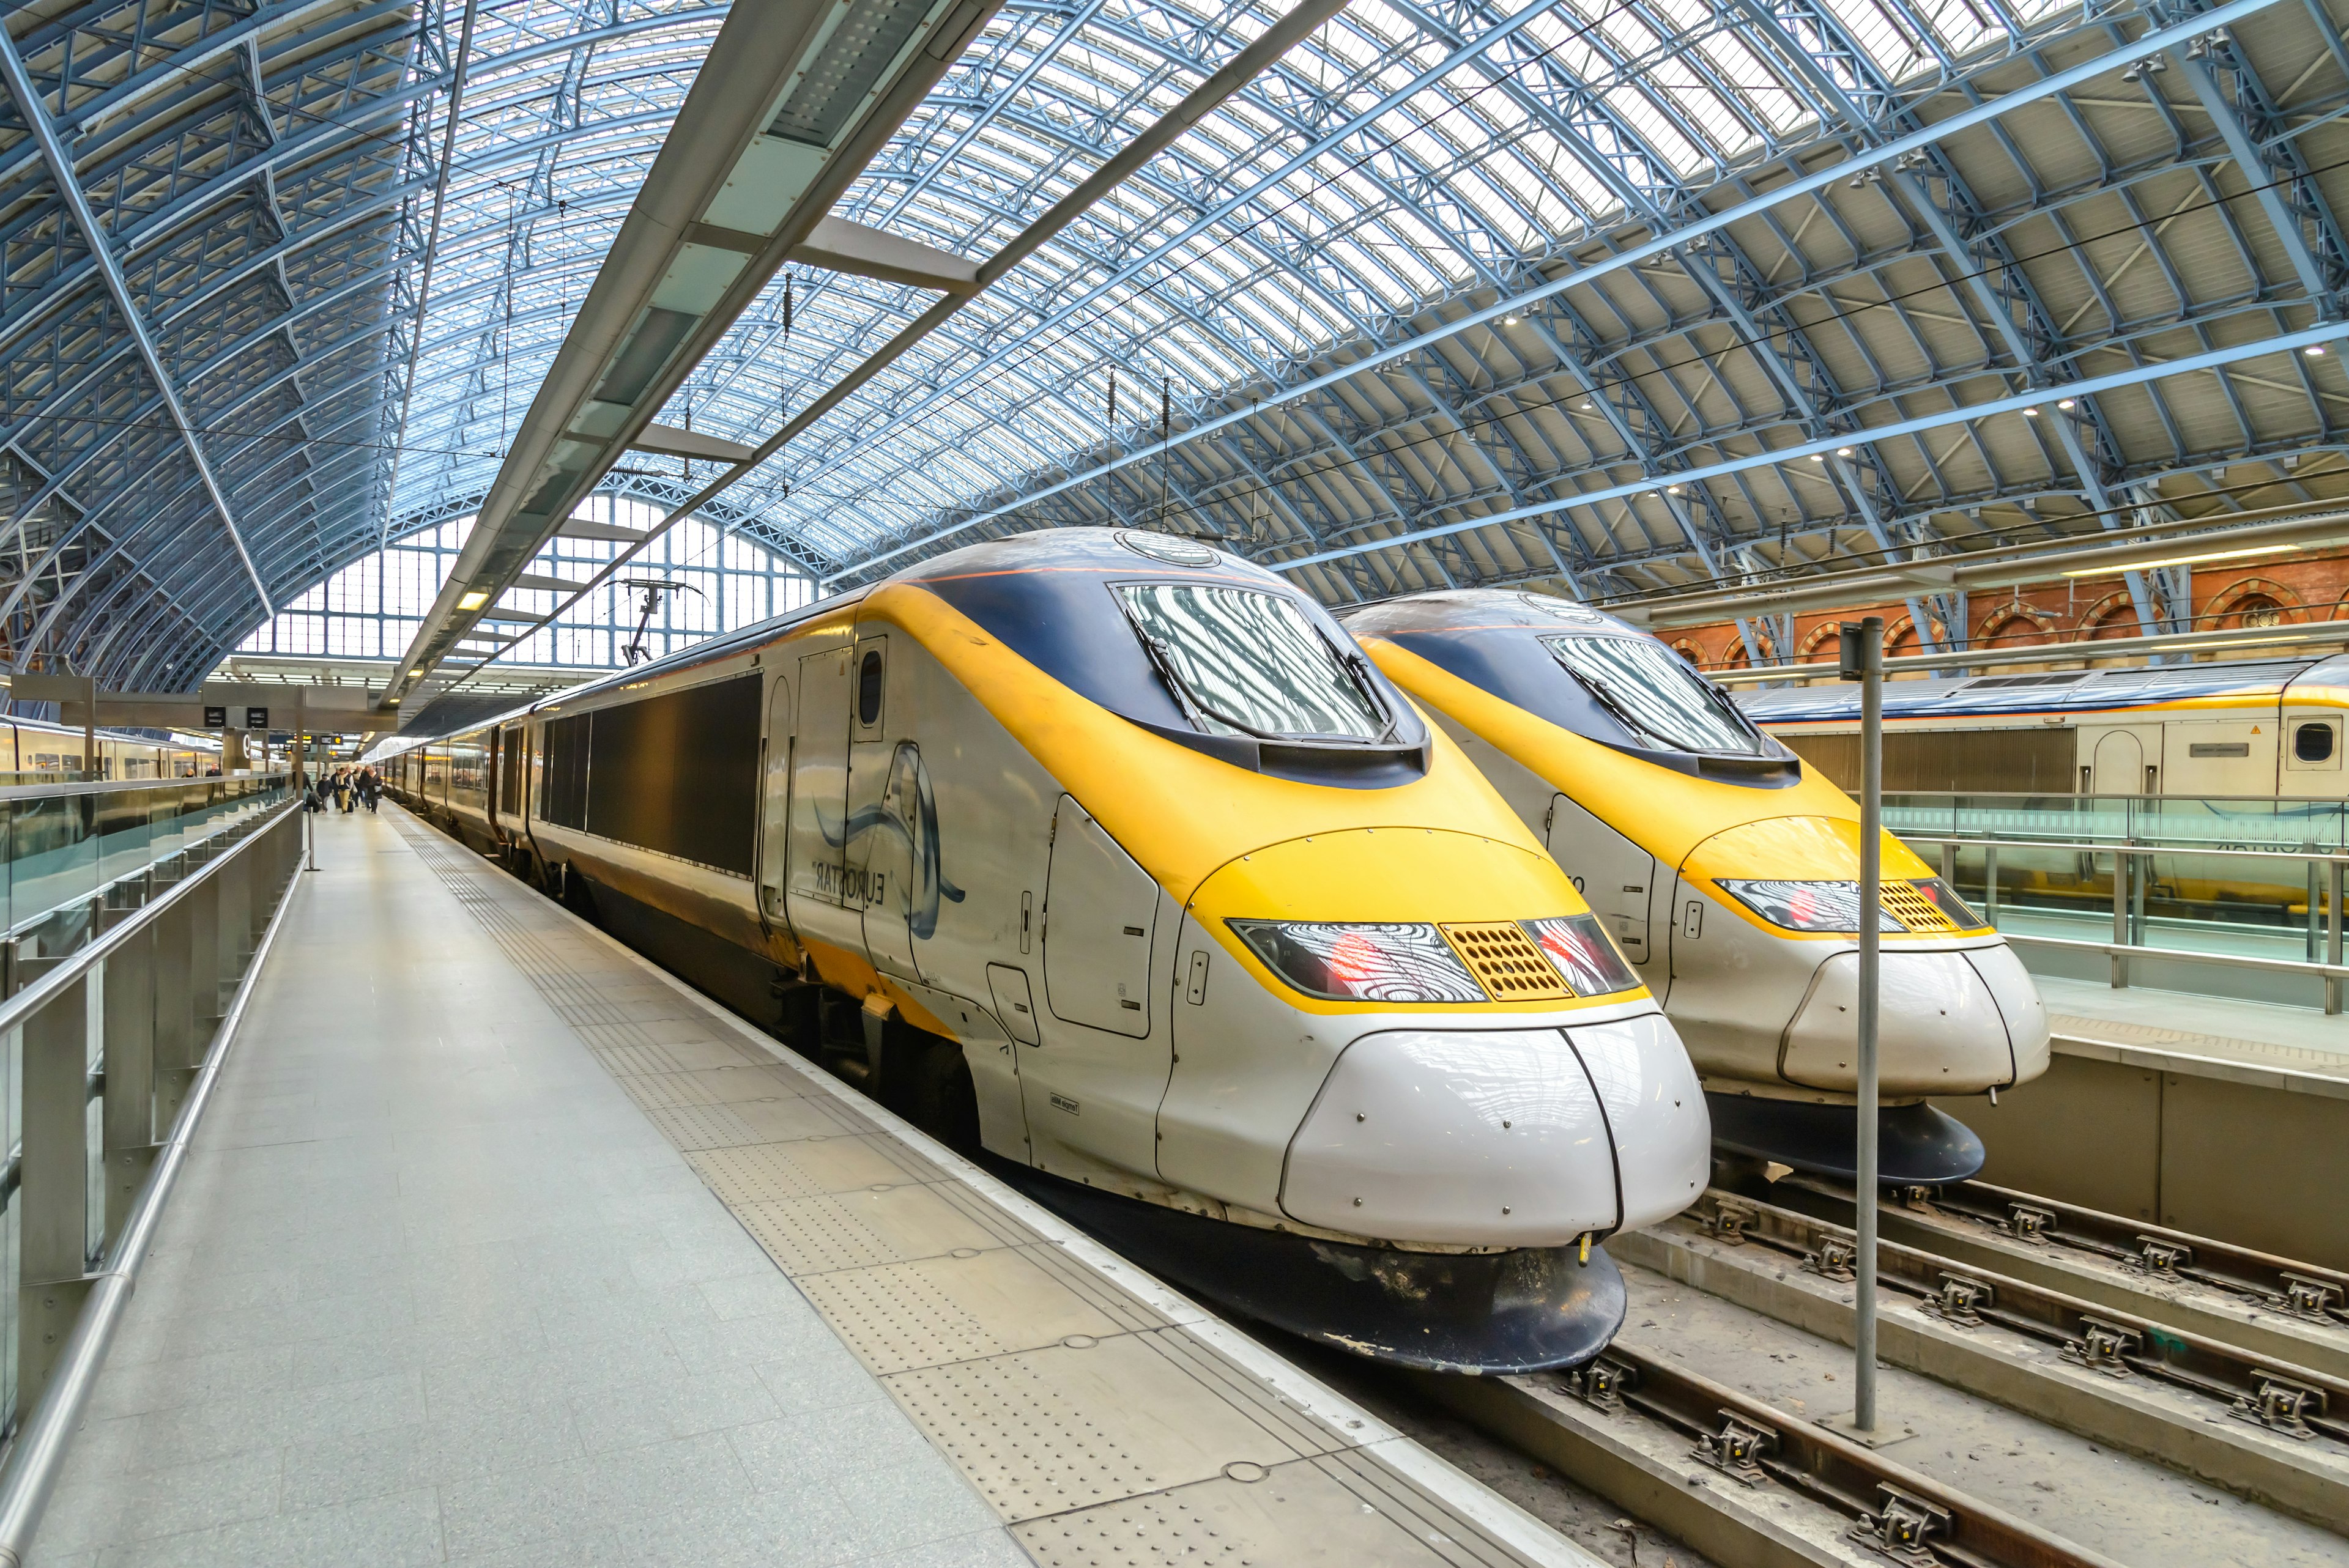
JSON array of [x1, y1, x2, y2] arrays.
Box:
[[1345, 588, 1798, 785], [1735, 653, 2349, 724]]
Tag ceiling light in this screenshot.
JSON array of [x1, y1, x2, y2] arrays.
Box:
[[1809, 453, 1827, 462], [1579, 401, 1595, 411], [2058, 398, 2076, 409], [2022, 406, 2040, 417], [1503, 314, 1520, 326], [2060, 541, 2299, 577], [456, 590, 489, 610], [1835, 446, 1853, 457], [2307, 345, 2328, 357], [1666, 485, 1683, 494]]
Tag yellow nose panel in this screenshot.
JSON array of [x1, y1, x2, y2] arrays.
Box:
[[1440, 922, 1573, 1002]]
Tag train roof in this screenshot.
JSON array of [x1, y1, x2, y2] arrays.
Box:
[[1735, 654, 2349, 723], [377, 527, 1309, 752]]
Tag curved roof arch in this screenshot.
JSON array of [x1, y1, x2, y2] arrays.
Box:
[[4, 0, 2348, 689]]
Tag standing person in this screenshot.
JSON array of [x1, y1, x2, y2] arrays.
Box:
[[360, 767, 382, 813], [332, 767, 351, 813]]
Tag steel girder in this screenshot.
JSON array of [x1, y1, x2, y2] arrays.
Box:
[[10, 0, 2349, 693], [807, 0, 2349, 624]]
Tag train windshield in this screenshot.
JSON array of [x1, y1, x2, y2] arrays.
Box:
[[1543, 635, 1768, 756], [1118, 584, 1388, 742]]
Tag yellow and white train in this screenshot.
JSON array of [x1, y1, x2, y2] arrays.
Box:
[[0, 714, 220, 780], [1349, 590, 2051, 1184], [384, 530, 1712, 1371], [1736, 653, 2349, 801]]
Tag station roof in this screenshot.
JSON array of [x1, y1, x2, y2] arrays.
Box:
[[5, 0, 2348, 689]]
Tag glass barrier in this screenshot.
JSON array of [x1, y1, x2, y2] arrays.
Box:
[[0, 775, 290, 942], [1939, 840, 2336, 969]]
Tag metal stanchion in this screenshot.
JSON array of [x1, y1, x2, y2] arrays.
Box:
[[1839, 615, 1883, 1436]]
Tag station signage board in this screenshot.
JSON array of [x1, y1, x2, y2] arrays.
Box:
[[203, 705, 226, 727]]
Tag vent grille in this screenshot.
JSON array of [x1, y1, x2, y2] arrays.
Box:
[[1441, 922, 1573, 1002], [1880, 881, 1956, 933]]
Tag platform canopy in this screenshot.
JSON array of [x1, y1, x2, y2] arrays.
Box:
[[4, 0, 2347, 692]]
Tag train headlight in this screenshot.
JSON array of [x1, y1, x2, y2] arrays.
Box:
[[1716, 879, 1907, 933], [1521, 914, 1640, 996], [1229, 921, 1485, 1004]]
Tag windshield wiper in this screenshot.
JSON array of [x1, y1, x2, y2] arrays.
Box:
[[1562, 666, 1673, 749]]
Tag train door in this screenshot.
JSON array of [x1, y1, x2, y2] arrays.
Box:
[[785, 641, 863, 964], [2085, 727, 2159, 795], [1042, 796, 1157, 1034], [757, 671, 793, 923], [1026, 794, 1166, 1176], [1545, 794, 1657, 976], [844, 634, 920, 980]]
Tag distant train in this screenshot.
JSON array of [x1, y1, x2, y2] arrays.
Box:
[[0, 712, 220, 781], [380, 530, 1713, 1372], [1737, 655, 2349, 801], [1349, 590, 2050, 1185]]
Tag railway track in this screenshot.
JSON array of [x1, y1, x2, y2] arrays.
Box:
[[1740, 1172, 2349, 1383], [1412, 1338, 2128, 1568], [1317, 1180, 2349, 1567]]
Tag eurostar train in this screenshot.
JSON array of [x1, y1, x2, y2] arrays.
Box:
[[0, 714, 220, 780], [382, 530, 1712, 1372], [1736, 654, 2349, 801], [1348, 590, 2050, 1185]]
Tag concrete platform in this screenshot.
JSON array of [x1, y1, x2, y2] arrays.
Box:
[[27, 804, 1590, 1567]]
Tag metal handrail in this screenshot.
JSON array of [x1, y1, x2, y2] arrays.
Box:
[[0, 797, 306, 1566], [2000, 929, 2349, 982], [0, 801, 290, 1037], [0, 773, 288, 804], [1898, 832, 2349, 866]]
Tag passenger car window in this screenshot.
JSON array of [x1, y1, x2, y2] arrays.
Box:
[[1543, 634, 1768, 756], [2296, 722, 2336, 763], [1116, 583, 1386, 741]]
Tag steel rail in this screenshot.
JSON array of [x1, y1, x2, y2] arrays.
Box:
[[1433, 1339, 2131, 1568], [1881, 1179, 2349, 1326], [0, 799, 306, 1566], [1689, 1190, 2349, 1446], [1759, 1171, 2349, 1337]]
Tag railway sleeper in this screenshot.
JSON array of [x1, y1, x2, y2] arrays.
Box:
[[1613, 1193, 2349, 1531]]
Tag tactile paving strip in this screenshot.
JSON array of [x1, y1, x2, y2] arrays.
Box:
[[387, 811, 1563, 1568]]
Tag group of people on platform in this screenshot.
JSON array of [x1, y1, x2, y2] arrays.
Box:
[[305, 764, 380, 815]]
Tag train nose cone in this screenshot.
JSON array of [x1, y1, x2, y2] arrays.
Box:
[[1568, 1011, 1712, 1230], [1782, 949, 2032, 1096], [1280, 1013, 1707, 1244]]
